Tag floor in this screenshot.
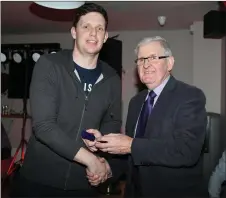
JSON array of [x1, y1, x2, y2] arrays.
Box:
[[2, 178, 124, 198], [1, 158, 13, 198], [1, 160, 125, 198], [2, 176, 11, 198]]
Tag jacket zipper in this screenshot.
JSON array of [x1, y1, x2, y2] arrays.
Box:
[[76, 94, 88, 141], [63, 72, 108, 190], [64, 164, 71, 190], [64, 94, 89, 190]]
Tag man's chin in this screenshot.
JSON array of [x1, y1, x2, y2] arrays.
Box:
[[142, 78, 155, 85], [143, 80, 157, 89], [85, 48, 101, 55]]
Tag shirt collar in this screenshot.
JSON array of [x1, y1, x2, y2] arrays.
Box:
[[151, 75, 171, 96]]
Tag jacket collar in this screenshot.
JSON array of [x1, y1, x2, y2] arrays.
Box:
[[61, 49, 117, 79], [139, 75, 177, 101]]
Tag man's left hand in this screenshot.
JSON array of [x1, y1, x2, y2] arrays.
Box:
[[95, 133, 133, 155], [82, 129, 102, 152]]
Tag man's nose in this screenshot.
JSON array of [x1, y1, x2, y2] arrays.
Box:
[[90, 28, 97, 36], [143, 60, 153, 69]]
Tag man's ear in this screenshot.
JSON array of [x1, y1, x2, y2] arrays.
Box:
[[167, 56, 175, 71], [103, 31, 108, 43], [71, 27, 76, 40]]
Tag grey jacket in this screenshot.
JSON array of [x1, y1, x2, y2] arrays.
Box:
[[209, 150, 226, 198], [20, 50, 122, 190]]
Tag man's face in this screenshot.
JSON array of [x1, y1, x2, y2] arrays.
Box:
[[71, 12, 108, 55], [136, 41, 174, 90]]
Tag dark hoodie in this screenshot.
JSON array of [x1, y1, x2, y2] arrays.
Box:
[[19, 50, 122, 190]]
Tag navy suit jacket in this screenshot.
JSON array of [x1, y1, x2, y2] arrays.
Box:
[[124, 76, 207, 197]]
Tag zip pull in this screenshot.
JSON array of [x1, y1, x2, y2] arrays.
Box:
[[85, 95, 88, 111]]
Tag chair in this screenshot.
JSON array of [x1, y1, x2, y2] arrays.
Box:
[[203, 112, 222, 180]]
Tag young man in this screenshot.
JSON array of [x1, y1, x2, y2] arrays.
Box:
[[10, 3, 121, 197]]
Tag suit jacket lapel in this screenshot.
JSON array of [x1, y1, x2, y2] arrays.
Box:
[[144, 76, 177, 136]]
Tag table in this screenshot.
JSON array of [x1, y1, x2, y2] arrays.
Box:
[[1, 113, 31, 119]]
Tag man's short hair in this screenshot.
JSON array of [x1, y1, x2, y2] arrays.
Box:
[[72, 3, 108, 29]]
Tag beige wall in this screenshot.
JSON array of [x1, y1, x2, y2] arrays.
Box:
[[191, 21, 225, 176], [221, 36, 226, 150], [192, 21, 222, 114], [2, 29, 193, 132]]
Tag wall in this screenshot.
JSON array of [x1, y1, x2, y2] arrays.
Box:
[[1, 29, 193, 142], [192, 22, 222, 114], [1, 33, 74, 49], [192, 21, 224, 177], [2, 25, 224, 167], [221, 36, 226, 150]]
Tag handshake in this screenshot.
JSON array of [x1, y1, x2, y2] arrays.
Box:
[[81, 129, 133, 186]]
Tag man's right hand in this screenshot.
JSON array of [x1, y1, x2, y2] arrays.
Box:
[[86, 156, 109, 186], [74, 148, 109, 186], [82, 129, 102, 152]]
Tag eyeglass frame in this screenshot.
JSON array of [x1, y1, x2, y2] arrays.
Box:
[[135, 55, 169, 66]]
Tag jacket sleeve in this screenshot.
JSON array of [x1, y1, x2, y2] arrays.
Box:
[[131, 89, 207, 167], [30, 56, 83, 161]]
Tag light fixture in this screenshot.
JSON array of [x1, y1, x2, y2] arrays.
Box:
[[32, 52, 41, 62], [12, 52, 23, 63], [1, 49, 10, 63], [1, 52, 7, 63], [49, 49, 57, 54], [34, 1, 85, 10], [190, 24, 194, 35], [31, 50, 44, 62], [158, 16, 166, 26], [48, 47, 61, 54]]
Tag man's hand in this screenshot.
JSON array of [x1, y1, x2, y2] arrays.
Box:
[[86, 157, 112, 186], [86, 157, 110, 186], [95, 133, 133, 155], [82, 129, 102, 152], [73, 147, 110, 186]]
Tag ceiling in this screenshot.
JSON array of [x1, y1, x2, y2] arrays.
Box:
[[1, 1, 218, 35]]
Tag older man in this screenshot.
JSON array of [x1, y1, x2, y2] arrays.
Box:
[[84, 36, 207, 197]]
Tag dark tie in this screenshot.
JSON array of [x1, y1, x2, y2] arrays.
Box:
[[135, 91, 157, 138]]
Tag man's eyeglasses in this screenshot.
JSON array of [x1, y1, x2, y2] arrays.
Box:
[[135, 55, 169, 66]]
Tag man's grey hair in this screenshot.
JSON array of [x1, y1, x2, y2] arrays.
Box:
[[134, 36, 173, 56]]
